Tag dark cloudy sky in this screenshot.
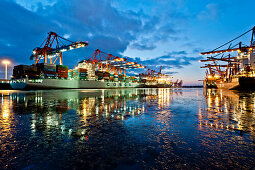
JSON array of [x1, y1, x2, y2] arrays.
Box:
[[0, 0, 255, 85]]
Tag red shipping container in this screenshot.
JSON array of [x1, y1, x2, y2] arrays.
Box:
[[58, 70, 68, 73], [58, 74, 68, 78], [78, 68, 87, 72], [58, 72, 68, 75], [43, 71, 56, 74]]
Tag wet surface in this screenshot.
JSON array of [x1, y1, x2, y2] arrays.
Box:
[[1, 88, 255, 169]]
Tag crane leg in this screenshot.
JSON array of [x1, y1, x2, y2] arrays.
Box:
[[44, 52, 47, 63], [60, 53, 63, 65]]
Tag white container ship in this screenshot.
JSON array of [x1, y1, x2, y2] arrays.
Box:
[[9, 32, 173, 90], [10, 78, 141, 89]]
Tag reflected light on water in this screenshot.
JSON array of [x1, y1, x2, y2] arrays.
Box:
[[2, 98, 10, 120], [1, 88, 255, 169], [202, 88, 255, 133], [1, 90, 12, 121]]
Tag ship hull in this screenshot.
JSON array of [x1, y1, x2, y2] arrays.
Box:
[[238, 77, 255, 89], [142, 84, 172, 88], [10, 78, 142, 90], [215, 78, 240, 90], [205, 77, 255, 90]]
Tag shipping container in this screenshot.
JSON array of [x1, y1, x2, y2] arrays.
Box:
[[13, 65, 39, 79], [104, 72, 110, 77], [43, 68, 56, 72], [58, 75, 68, 78], [77, 68, 87, 72], [44, 73, 56, 77], [95, 71, 104, 77], [57, 65, 68, 69], [43, 71, 56, 74], [37, 63, 56, 69]]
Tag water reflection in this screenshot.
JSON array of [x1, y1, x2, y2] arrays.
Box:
[[7, 89, 173, 135], [2, 88, 255, 169], [203, 89, 255, 133], [0, 88, 177, 169]]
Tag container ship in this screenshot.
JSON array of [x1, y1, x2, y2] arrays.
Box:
[[200, 26, 255, 90], [139, 66, 173, 88], [10, 62, 143, 89], [10, 32, 173, 90]]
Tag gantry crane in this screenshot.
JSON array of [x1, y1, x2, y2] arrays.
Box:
[[79, 49, 145, 75], [200, 26, 255, 55], [200, 26, 255, 79], [139, 67, 172, 80], [30, 32, 88, 65]]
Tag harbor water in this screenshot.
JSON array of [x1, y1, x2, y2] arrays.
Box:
[[1, 88, 255, 169]]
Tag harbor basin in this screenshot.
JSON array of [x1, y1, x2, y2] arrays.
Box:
[[1, 88, 255, 169]]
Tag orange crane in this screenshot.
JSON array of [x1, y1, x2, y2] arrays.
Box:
[[30, 32, 88, 65], [139, 69, 158, 80], [81, 49, 145, 75], [199, 27, 255, 84], [139, 67, 171, 80]]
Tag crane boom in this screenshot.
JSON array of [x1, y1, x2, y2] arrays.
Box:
[[30, 32, 88, 65]]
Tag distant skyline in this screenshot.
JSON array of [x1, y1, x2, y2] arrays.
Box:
[[0, 0, 255, 85]]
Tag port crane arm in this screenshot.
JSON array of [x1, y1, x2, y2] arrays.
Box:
[[80, 49, 145, 75], [200, 26, 255, 55], [200, 57, 237, 62], [30, 32, 88, 65], [200, 64, 233, 68], [200, 47, 253, 55]]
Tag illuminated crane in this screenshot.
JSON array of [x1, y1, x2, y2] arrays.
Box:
[[200, 26, 255, 55], [200, 26, 255, 80], [30, 32, 88, 65], [79, 49, 145, 75]]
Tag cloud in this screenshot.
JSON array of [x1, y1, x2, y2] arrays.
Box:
[[0, 0, 145, 64], [197, 3, 219, 20], [129, 42, 157, 50], [0, 0, 197, 79], [125, 50, 202, 75]]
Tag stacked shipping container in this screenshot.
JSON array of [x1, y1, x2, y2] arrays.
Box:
[[76, 62, 95, 79], [57, 65, 68, 78], [95, 71, 104, 80], [37, 63, 57, 78], [78, 68, 87, 80], [13, 65, 38, 79], [12, 63, 142, 84], [109, 73, 114, 81], [69, 68, 87, 80], [68, 70, 73, 78], [118, 75, 125, 82], [131, 76, 139, 83], [103, 72, 110, 81]]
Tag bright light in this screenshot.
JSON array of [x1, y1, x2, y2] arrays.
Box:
[[2, 60, 10, 80], [215, 74, 220, 78], [2, 60, 10, 65]]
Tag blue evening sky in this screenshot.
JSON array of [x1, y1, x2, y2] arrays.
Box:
[[0, 0, 255, 85]]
